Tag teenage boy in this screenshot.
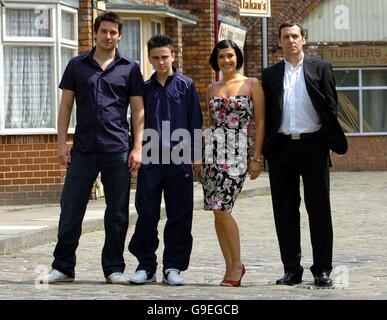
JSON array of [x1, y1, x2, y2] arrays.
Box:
[[128, 34, 202, 285]]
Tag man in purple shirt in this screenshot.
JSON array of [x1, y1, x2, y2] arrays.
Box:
[[42, 12, 145, 285]]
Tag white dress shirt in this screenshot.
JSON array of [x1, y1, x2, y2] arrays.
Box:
[[278, 56, 321, 135]]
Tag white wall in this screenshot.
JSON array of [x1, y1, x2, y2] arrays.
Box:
[[302, 0, 387, 42]]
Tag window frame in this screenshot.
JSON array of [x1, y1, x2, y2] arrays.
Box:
[[0, 6, 3, 134], [334, 67, 387, 136], [2, 3, 55, 42], [119, 17, 143, 73], [150, 19, 163, 36], [58, 5, 78, 133], [0, 3, 78, 135], [59, 5, 78, 46]]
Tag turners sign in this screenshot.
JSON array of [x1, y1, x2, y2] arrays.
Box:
[[323, 46, 387, 67]]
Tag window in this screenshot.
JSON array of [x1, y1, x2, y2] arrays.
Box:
[[334, 68, 387, 134], [60, 7, 77, 129], [151, 20, 162, 36], [119, 19, 141, 67], [0, 3, 77, 134], [149, 20, 163, 76]]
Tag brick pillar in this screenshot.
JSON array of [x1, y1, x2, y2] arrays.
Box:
[[79, 0, 94, 54], [172, 0, 215, 127], [165, 18, 183, 72]]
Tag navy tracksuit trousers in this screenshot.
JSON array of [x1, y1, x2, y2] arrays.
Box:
[[129, 163, 194, 274]]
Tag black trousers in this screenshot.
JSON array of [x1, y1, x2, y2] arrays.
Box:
[[267, 136, 333, 276], [52, 150, 130, 278], [129, 164, 194, 274]]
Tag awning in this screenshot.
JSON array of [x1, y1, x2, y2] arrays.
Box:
[[107, 0, 197, 25]]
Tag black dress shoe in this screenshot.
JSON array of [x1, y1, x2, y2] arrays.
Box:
[[314, 272, 333, 287], [276, 273, 302, 286]]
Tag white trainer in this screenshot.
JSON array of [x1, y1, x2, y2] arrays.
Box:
[[105, 272, 129, 285], [162, 268, 184, 286], [40, 269, 74, 284], [129, 270, 156, 285]]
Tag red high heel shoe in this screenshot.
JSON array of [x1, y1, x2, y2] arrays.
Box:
[[220, 264, 245, 287]]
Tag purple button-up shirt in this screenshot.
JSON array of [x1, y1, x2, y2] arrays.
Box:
[[59, 46, 145, 153]]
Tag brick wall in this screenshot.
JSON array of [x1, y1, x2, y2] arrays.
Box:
[[218, 0, 240, 24], [242, 17, 262, 78], [165, 18, 184, 72], [0, 136, 65, 205], [332, 136, 387, 171], [172, 0, 215, 126]]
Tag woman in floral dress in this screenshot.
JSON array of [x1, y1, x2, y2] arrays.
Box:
[[201, 40, 265, 286]]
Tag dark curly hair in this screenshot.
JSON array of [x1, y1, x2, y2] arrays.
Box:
[[94, 12, 122, 34], [147, 34, 174, 54]]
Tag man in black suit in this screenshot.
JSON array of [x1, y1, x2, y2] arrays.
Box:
[[261, 21, 347, 287]]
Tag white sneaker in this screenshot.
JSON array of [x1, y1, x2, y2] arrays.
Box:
[[129, 270, 156, 285], [162, 268, 184, 286], [105, 272, 129, 285], [40, 269, 74, 284]]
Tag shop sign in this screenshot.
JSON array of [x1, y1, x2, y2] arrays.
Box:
[[323, 46, 387, 67], [218, 22, 247, 50], [240, 0, 271, 17]]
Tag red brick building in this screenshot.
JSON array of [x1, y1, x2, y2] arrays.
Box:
[[1, 0, 386, 205]]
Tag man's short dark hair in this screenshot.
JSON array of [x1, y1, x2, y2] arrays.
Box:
[[278, 20, 305, 38], [147, 34, 174, 53], [94, 12, 122, 34], [209, 39, 244, 72]]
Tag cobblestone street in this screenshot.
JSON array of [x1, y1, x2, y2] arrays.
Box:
[[0, 172, 386, 302]]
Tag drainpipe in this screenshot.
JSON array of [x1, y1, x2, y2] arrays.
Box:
[[91, 1, 96, 46], [214, 0, 219, 81], [262, 17, 268, 69]]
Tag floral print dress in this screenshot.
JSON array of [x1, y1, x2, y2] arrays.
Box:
[[202, 94, 253, 213]]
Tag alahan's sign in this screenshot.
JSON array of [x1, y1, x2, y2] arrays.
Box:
[[240, 0, 271, 17]]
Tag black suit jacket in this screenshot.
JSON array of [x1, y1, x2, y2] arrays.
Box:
[[261, 55, 348, 160]]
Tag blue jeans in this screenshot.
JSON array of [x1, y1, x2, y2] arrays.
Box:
[[52, 149, 131, 278]]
